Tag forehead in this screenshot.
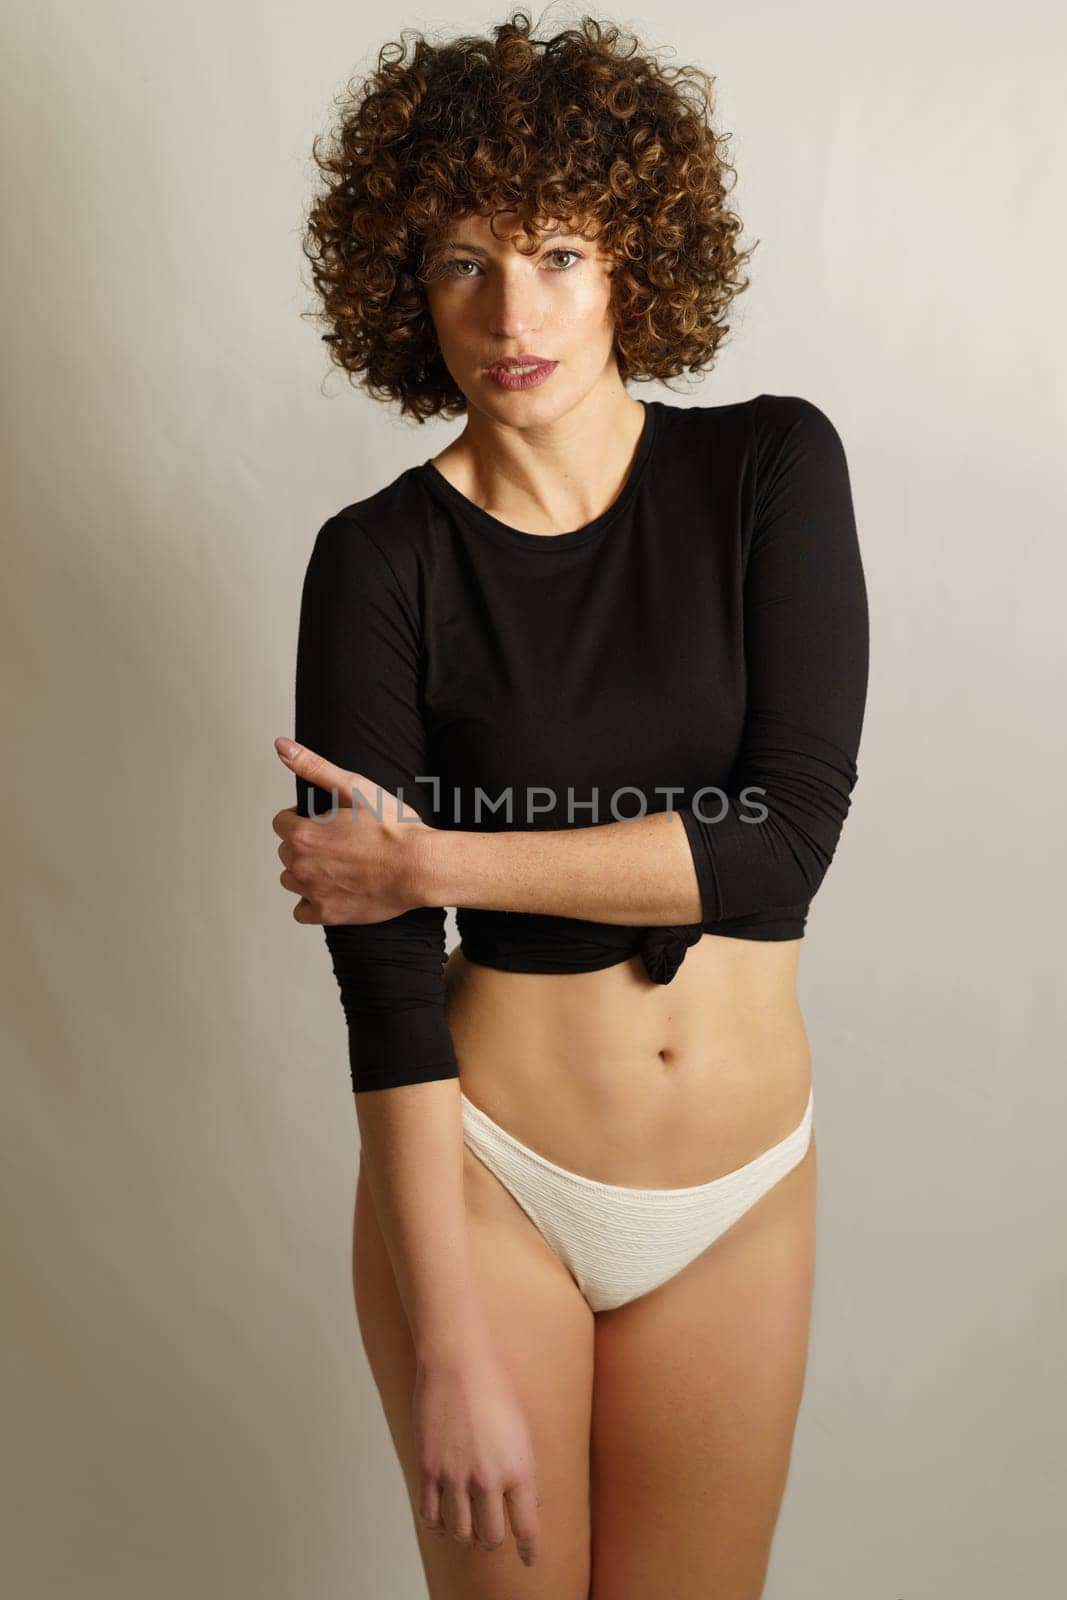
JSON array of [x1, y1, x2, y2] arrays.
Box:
[[436, 210, 599, 248]]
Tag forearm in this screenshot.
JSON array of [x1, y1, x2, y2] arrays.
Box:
[[417, 808, 703, 925], [356, 1078, 492, 1367]]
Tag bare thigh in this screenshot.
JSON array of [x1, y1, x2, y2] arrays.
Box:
[[589, 1130, 818, 1600], [352, 1145, 596, 1600]]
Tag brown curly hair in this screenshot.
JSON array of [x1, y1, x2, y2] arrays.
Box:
[[301, 9, 757, 422]]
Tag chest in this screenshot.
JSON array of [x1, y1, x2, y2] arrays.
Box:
[[421, 515, 747, 825]]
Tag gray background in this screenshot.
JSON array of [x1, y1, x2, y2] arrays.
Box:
[[3, 1, 1064, 1595]]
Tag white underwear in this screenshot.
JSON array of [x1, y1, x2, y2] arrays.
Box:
[[459, 1083, 814, 1313]]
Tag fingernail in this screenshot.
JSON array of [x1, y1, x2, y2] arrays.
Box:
[[275, 737, 298, 760]]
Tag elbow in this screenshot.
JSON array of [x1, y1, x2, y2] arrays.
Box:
[[751, 775, 856, 908], [680, 771, 858, 923]]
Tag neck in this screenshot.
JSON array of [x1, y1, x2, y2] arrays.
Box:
[[439, 374, 647, 536]]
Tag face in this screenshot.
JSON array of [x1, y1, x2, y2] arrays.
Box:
[[421, 210, 621, 421]]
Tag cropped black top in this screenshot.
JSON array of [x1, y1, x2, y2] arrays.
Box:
[[292, 393, 869, 1093]]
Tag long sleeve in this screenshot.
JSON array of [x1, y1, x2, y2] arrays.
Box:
[[293, 512, 459, 1094], [677, 393, 870, 927]]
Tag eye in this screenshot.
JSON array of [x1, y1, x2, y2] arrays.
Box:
[[438, 248, 583, 279]]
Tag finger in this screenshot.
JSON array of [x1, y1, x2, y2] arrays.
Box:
[[271, 806, 302, 839], [468, 1482, 508, 1553], [293, 898, 319, 924], [504, 1480, 542, 1568], [440, 1482, 475, 1548], [417, 1479, 446, 1538], [274, 738, 354, 805], [279, 867, 316, 899]]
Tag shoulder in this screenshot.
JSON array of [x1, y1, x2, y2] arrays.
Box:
[[336, 461, 434, 538], [753, 392, 849, 458], [652, 394, 757, 441], [303, 507, 393, 589], [305, 465, 435, 587], [750, 393, 853, 508], [655, 393, 846, 464]]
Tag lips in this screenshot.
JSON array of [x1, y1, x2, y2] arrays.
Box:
[[484, 356, 560, 391], [486, 356, 555, 373]]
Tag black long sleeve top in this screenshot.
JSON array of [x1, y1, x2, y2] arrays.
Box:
[[293, 393, 869, 1093]]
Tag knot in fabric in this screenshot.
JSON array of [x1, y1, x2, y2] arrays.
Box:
[[638, 923, 704, 984]]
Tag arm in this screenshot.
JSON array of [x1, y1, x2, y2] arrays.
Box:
[[293, 513, 483, 1358], [419, 396, 869, 928], [353, 1080, 491, 1364], [423, 807, 702, 925], [294, 514, 546, 1561]]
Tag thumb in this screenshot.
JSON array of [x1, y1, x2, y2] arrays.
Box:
[[274, 737, 354, 806]]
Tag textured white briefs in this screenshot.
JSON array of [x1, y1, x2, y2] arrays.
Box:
[[459, 1083, 815, 1313]]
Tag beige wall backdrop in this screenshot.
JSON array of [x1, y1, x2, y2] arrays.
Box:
[[4, 1, 1064, 1595]]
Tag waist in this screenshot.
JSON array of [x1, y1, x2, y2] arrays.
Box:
[[455, 904, 810, 988], [443, 932, 811, 1185]]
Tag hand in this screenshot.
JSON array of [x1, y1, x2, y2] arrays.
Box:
[[412, 1346, 545, 1569], [271, 737, 431, 925]]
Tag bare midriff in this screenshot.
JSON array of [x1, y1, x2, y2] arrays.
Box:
[[442, 934, 812, 1189]]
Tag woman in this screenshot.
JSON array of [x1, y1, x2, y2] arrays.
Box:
[[272, 11, 869, 1597]]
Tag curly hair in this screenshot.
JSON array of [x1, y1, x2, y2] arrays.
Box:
[[301, 9, 757, 422]]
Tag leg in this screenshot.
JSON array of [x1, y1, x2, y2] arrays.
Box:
[[353, 1142, 596, 1599], [589, 1129, 818, 1600]]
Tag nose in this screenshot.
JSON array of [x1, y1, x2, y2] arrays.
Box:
[[484, 268, 544, 340]]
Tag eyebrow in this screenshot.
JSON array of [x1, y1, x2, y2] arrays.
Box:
[[440, 235, 586, 256]]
